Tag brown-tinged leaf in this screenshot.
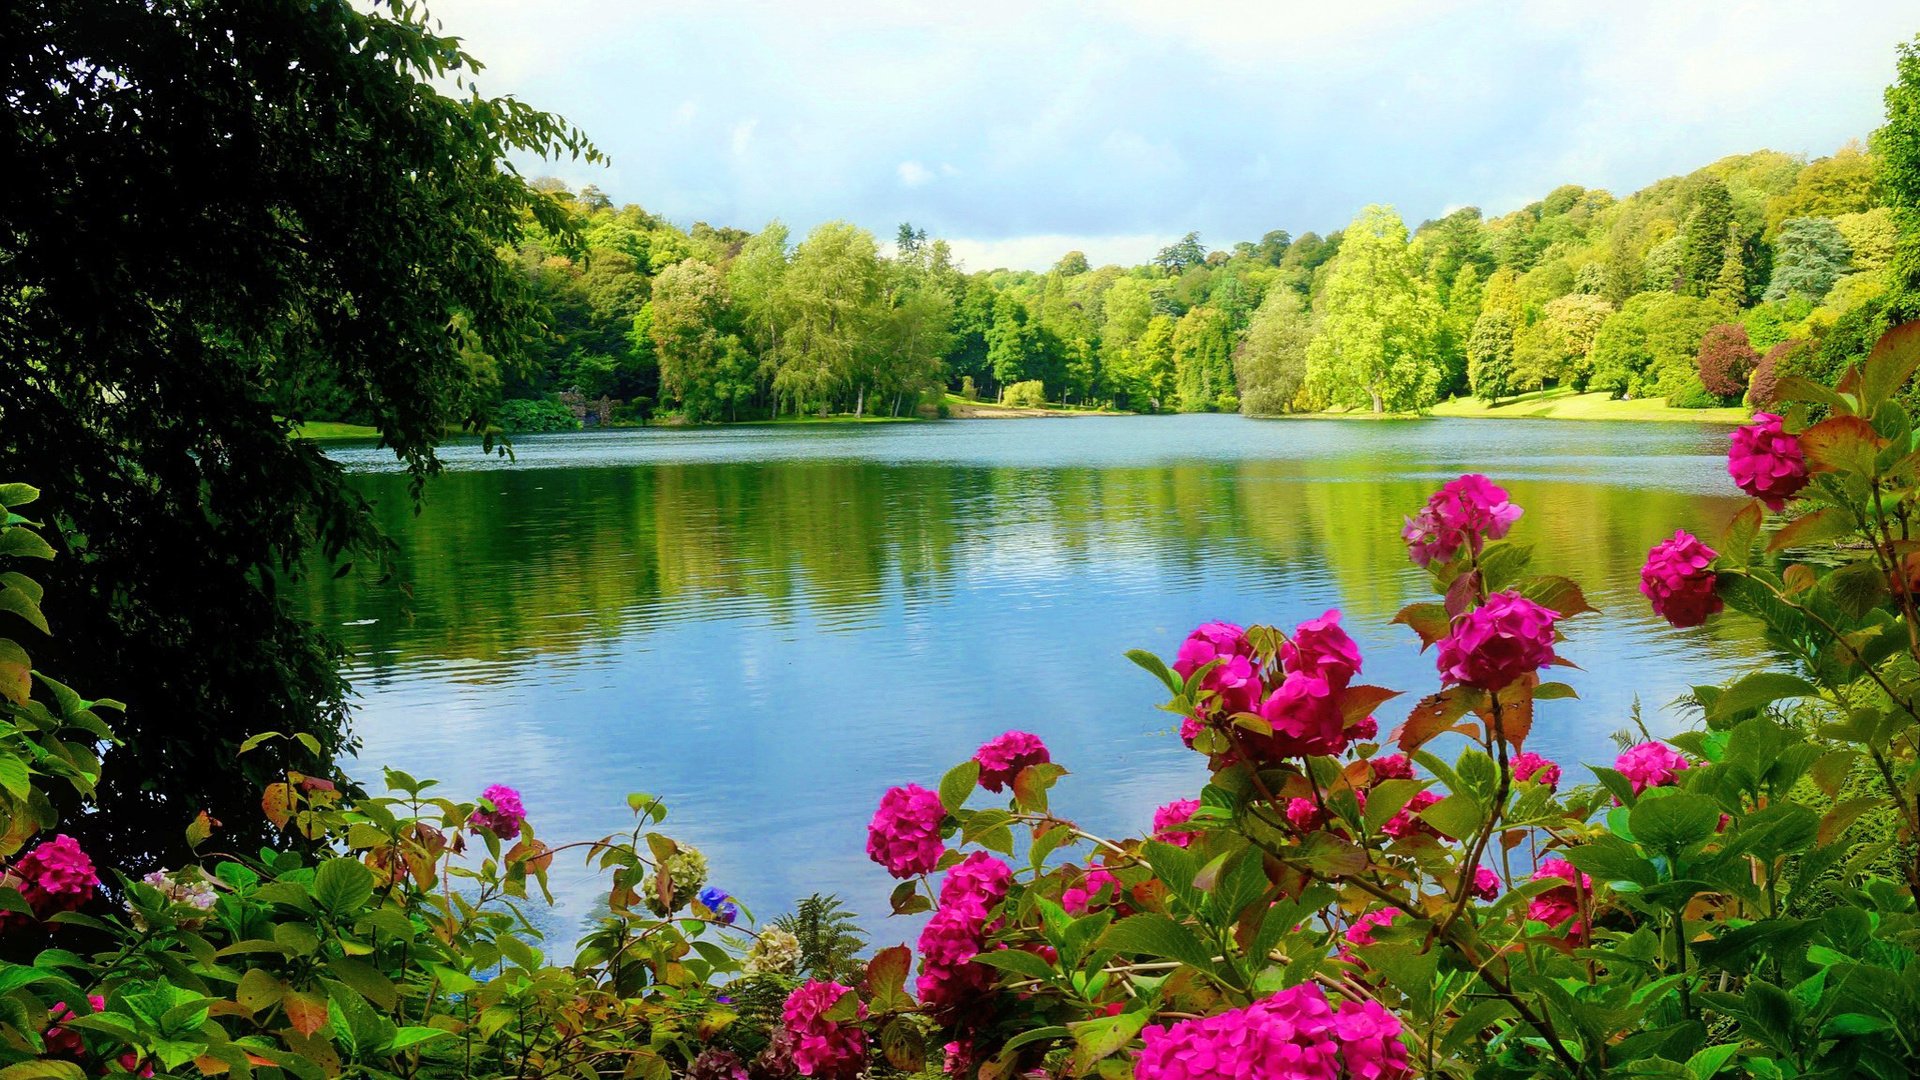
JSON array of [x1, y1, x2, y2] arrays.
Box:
[[0, 639, 29, 705], [1517, 575, 1597, 618], [261, 783, 294, 830], [186, 811, 216, 849], [1391, 602, 1451, 650], [236, 969, 285, 1015], [1800, 415, 1886, 476], [1339, 685, 1402, 727], [1394, 688, 1473, 753], [1444, 570, 1481, 620], [1808, 749, 1858, 799], [1819, 797, 1883, 846], [1783, 563, 1818, 595], [193, 1055, 231, 1076], [1768, 507, 1858, 552], [1860, 319, 1920, 408], [864, 944, 912, 1009], [282, 989, 329, 1038]]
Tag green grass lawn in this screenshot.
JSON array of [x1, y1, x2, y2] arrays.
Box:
[[291, 420, 383, 440], [1426, 387, 1750, 423], [942, 393, 1128, 415]]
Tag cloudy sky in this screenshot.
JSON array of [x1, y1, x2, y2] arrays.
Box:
[[431, 1, 1916, 270]]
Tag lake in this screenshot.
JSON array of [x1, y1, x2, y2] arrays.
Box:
[[306, 414, 1763, 940]]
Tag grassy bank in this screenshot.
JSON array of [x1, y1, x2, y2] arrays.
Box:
[[292, 420, 383, 440], [943, 393, 1129, 418], [1427, 387, 1750, 423]]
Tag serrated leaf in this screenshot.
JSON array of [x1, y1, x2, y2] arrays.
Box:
[[1100, 913, 1215, 970], [938, 761, 979, 813]]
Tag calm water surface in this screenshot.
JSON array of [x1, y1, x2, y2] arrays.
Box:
[[307, 415, 1761, 937]]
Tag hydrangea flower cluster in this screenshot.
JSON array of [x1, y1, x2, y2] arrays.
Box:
[[1640, 530, 1722, 628], [470, 784, 527, 840], [1152, 798, 1201, 847], [1382, 790, 1443, 840], [1280, 609, 1363, 690], [1435, 590, 1560, 692], [865, 783, 946, 878], [1062, 865, 1123, 916], [1469, 865, 1501, 901], [1257, 671, 1348, 758], [918, 853, 1013, 1011], [937, 851, 1012, 911], [686, 1048, 751, 1080], [1344, 908, 1398, 948], [1728, 412, 1809, 510], [1402, 474, 1523, 567], [1, 835, 99, 926], [643, 844, 709, 916], [697, 885, 739, 925], [130, 867, 217, 930], [1173, 621, 1265, 717], [1527, 858, 1591, 935], [1616, 741, 1690, 793], [44, 995, 105, 1058], [745, 926, 801, 975], [1370, 754, 1415, 782], [972, 730, 1050, 793], [1135, 983, 1408, 1080], [1285, 797, 1325, 831], [781, 981, 868, 1079], [1510, 750, 1561, 788]]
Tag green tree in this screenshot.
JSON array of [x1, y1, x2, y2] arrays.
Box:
[[1153, 232, 1207, 273], [1885, 36, 1920, 315], [1171, 306, 1235, 411], [1589, 293, 1729, 398], [651, 260, 753, 421], [1467, 309, 1516, 404], [0, 0, 595, 866], [1680, 177, 1733, 296], [1765, 218, 1853, 302], [1303, 206, 1442, 412], [773, 222, 884, 414], [1235, 288, 1312, 415]]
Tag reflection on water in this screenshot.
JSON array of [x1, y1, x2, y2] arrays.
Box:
[[306, 414, 1760, 937]]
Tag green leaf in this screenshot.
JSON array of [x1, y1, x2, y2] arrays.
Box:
[[1420, 794, 1484, 842], [970, 949, 1056, 981], [328, 956, 397, 1009], [1705, 672, 1818, 725], [938, 760, 980, 813], [1067, 1011, 1148, 1074], [1565, 835, 1658, 889], [0, 1062, 86, 1080], [0, 485, 40, 510], [1630, 793, 1722, 855], [1125, 649, 1180, 693], [388, 1026, 454, 1051], [313, 858, 375, 914], [1100, 913, 1216, 970]]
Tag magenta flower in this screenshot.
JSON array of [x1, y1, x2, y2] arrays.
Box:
[[1382, 790, 1443, 840], [1281, 609, 1363, 690], [1404, 475, 1524, 567], [1062, 865, 1122, 916], [469, 784, 527, 840], [1728, 412, 1810, 510], [1152, 798, 1202, 847], [1369, 754, 1415, 783], [781, 981, 867, 1079], [1345, 908, 1399, 948], [1285, 796, 1324, 832], [1510, 751, 1562, 789], [1615, 741, 1689, 794], [1470, 865, 1501, 901], [1527, 858, 1591, 935], [1435, 591, 1560, 693], [1173, 622, 1265, 716], [1641, 530, 1723, 628], [915, 900, 997, 1010], [44, 994, 105, 1059], [937, 852, 1012, 912], [1256, 672, 1349, 759], [865, 784, 947, 878], [1136, 983, 1407, 1080], [0, 835, 100, 927], [972, 730, 1050, 793]]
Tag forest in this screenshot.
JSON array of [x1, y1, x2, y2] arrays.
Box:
[[278, 135, 1916, 427]]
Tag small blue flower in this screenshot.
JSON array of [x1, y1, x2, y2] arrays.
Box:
[[698, 886, 738, 924]]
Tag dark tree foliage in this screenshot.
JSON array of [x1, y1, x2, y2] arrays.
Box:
[[1887, 35, 1920, 319], [1, 0, 596, 867], [1696, 323, 1760, 399], [1746, 339, 1809, 406]]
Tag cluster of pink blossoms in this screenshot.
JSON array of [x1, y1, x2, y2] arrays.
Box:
[[865, 784, 947, 878], [1435, 590, 1560, 692], [781, 981, 868, 1079], [1402, 474, 1523, 567], [1257, 610, 1373, 759], [0, 835, 99, 928], [44, 994, 148, 1074], [1381, 790, 1444, 840], [1062, 865, 1124, 916], [1616, 741, 1689, 793], [1527, 858, 1591, 935], [972, 731, 1049, 793], [1369, 754, 1414, 782], [1173, 621, 1265, 717], [469, 784, 526, 840], [919, 853, 1014, 1011], [1469, 865, 1502, 901], [1510, 750, 1562, 789], [1152, 799, 1201, 847], [1640, 530, 1723, 629], [1728, 413, 1810, 510], [1135, 983, 1408, 1080]]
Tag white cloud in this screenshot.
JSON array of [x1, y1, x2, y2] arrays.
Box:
[[897, 160, 934, 187], [729, 119, 757, 157], [944, 233, 1176, 273]]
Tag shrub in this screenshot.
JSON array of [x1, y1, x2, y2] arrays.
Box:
[[960, 375, 979, 401], [1747, 337, 1812, 405], [1696, 322, 1759, 398], [1002, 380, 1048, 408], [1666, 374, 1721, 408], [495, 396, 581, 433]]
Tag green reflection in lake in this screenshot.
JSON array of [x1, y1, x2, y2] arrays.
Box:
[[302, 415, 1762, 934]]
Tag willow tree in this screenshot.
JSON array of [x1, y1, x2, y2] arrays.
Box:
[[1304, 206, 1442, 412], [1, 0, 596, 865], [774, 222, 884, 415]]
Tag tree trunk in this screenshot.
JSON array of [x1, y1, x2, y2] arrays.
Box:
[[1370, 390, 1383, 413], [855, 384, 865, 417]]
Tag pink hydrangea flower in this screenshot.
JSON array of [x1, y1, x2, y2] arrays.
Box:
[[865, 784, 947, 878], [1256, 672, 1349, 759], [942, 1040, 973, 1077], [1062, 866, 1122, 916], [1, 835, 99, 926], [1382, 790, 1443, 840], [1510, 751, 1561, 789], [1370, 754, 1415, 783], [1470, 865, 1501, 901], [1728, 412, 1810, 510], [1641, 530, 1722, 628], [973, 731, 1050, 793], [1281, 609, 1363, 691], [1285, 797, 1324, 831], [1403, 475, 1524, 567], [1173, 622, 1265, 717], [937, 852, 1011, 912], [1152, 799, 1202, 847], [916, 901, 996, 1009], [1527, 858, 1591, 934], [1345, 908, 1399, 948], [1615, 742, 1689, 794], [1349, 714, 1379, 741], [782, 981, 868, 1079], [1435, 591, 1560, 692], [1136, 984, 1407, 1080], [44, 994, 105, 1058], [469, 784, 526, 840]]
